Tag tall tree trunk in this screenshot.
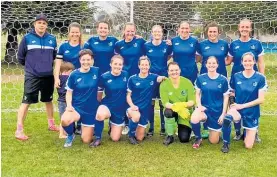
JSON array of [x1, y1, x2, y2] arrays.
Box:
[[4, 28, 18, 64]]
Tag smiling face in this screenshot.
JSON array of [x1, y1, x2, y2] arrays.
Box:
[[152, 25, 163, 40], [139, 58, 150, 74], [97, 22, 109, 38], [206, 57, 219, 73], [242, 54, 255, 71], [69, 26, 81, 42], [124, 24, 136, 41], [34, 20, 47, 35], [168, 64, 181, 79], [178, 22, 190, 39], [207, 27, 219, 42], [80, 54, 93, 71], [239, 20, 252, 38], [110, 57, 123, 75]]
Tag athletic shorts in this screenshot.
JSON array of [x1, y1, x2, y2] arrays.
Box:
[[204, 109, 222, 132], [126, 108, 149, 128], [242, 116, 259, 130], [22, 75, 54, 104], [75, 108, 96, 127], [58, 101, 66, 118]]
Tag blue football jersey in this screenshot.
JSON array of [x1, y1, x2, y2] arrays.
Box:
[[143, 40, 172, 76], [56, 41, 81, 69], [65, 67, 100, 115], [230, 71, 267, 119], [115, 37, 146, 76], [197, 39, 229, 77], [195, 73, 229, 116], [229, 38, 264, 76], [84, 36, 118, 74], [127, 73, 158, 110]]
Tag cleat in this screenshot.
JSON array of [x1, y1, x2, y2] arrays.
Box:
[[160, 129, 166, 136], [255, 133, 261, 143], [15, 131, 29, 141], [64, 134, 75, 148], [48, 125, 59, 132], [163, 135, 174, 146], [147, 129, 154, 137], [108, 127, 111, 136], [201, 129, 209, 139], [89, 139, 101, 148], [192, 139, 202, 149], [221, 143, 230, 153], [233, 134, 243, 141], [122, 126, 129, 135], [129, 136, 138, 145], [75, 126, 81, 135]]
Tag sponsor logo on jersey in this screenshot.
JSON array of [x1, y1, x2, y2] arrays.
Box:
[[181, 90, 187, 96], [204, 46, 210, 50], [77, 78, 82, 82], [250, 45, 255, 50], [190, 43, 193, 47], [108, 42, 113, 46], [120, 46, 124, 50], [94, 42, 99, 45], [175, 43, 179, 46], [93, 75, 97, 79], [135, 82, 140, 86], [148, 49, 153, 53], [253, 82, 257, 87], [218, 84, 222, 88], [107, 79, 112, 83], [163, 48, 167, 53], [49, 40, 53, 44], [235, 46, 240, 49], [123, 77, 127, 82], [133, 43, 137, 47], [32, 40, 36, 44], [237, 81, 242, 85], [221, 46, 224, 51], [168, 92, 173, 95], [65, 50, 70, 54], [202, 82, 207, 85], [150, 81, 154, 85]]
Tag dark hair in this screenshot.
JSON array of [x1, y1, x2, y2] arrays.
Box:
[[206, 56, 219, 64], [205, 21, 221, 34], [138, 56, 151, 66], [167, 61, 180, 69], [241, 52, 255, 62], [97, 21, 110, 28], [60, 62, 74, 74], [68, 22, 82, 45], [110, 54, 124, 64], [79, 49, 94, 59]]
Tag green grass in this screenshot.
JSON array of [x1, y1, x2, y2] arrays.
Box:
[[2, 112, 277, 177]]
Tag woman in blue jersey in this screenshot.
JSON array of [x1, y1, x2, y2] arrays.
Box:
[[143, 25, 172, 137], [171, 21, 199, 84], [89, 55, 128, 147], [221, 52, 267, 153], [61, 49, 99, 148], [226, 18, 265, 142], [190, 56, 229, 149], [84, 21, 118, 75], [126, 56, 166, 145]]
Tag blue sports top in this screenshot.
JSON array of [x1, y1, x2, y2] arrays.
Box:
[[56, 41, 81, 69]]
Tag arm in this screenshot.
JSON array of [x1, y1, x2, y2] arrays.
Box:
[[159, 82, 172, 109], [157, 76, 166, 83], [196, 54, 202, 63], [225, 55, 233, 65], [234, 90, 265, 110], [65, 90, 74, 111], [126, 92, 138, 111], [97, 91, 103, 102], [17, 36, 27, 66], [195, 89, 206, 111], [54, 59, 62, 88], [257, 55, 265, 75]]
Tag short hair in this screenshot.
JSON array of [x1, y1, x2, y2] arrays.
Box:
[[152, 25, 163, 32], [97, 21, 110, 28], [206, 56, 219, 64], [110, 54, 124, 64], [60, 62, 74, 73], [68, 22, 82, 45], [205, 21, 221, 34], [167, 61, 180, 69], [179, 21, 190, 28], [79, 49, 94, 59], [241, 52, 255, 62], [138, 56, 151, 66]]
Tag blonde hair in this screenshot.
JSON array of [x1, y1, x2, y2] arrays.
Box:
[[110, 54, 124, 64], [68, 22, 82, 45]]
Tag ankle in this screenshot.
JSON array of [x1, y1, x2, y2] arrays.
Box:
[[16, 124, 23, 132]]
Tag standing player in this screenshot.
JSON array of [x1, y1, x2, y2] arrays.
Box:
[[196, 21, 229, 138], [61, 49, 99, 147], [126, 56, 166, 145], [160, 62, 195, 146], [221, 52, 267, 153], [226, 18, 265, 142], [171, 21, 199, 84], [143, 25, 172, 136], [84, 21, 118, 75], [190, 56, 229, 149], [54, 22, 83, 134], [90, 55, 128, 147], [115, 22, 146, 135], [15, 14, 59, 140]]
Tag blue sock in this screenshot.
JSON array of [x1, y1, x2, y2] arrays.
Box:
[[128, 119, 138, 137], [160, 106, 165, 130], [234, 120, 241, 136], [149, 105, 155, 131], [124, 115, 129, 126], [63, 123, 75, 136], [203, 121, 208, 130], [77, 120, 81, 128], [222, 115, 233, 144], [191, 122, 201, 140], [94, 120, 104, 140]]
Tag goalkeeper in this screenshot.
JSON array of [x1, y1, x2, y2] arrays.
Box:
[[160, 62, 195, 146]]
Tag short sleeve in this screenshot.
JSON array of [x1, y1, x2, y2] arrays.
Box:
[[167, 44, 173, 56], [222, 77, 230, 95], [230, 75, 235, 90], [258, 75, 268, 91], [65, 72, 75, 91], [194, 77, 201, 90], [56, 43, 65, 59], [257, 41, 264, 57], [196, 42, 201, 56], [127, 76, 134, 93], [228, 42, 234, 57], [83, 38, 91, 49], [114, 41, 120, 55], [186, 80, 195, 102], [159, 81, 169, 106], [98, 75, 105, 92]]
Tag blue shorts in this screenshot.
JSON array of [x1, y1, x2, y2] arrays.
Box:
[[58, 101, 66, 118], [204, 109, 222, 132], [75, 108, 96, 127], [126, 108, 149, 128], [102, 104, 126, 126], [242, 116, 259, 130]]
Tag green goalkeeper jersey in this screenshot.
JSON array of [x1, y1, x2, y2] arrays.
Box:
[[160, 76, 195, 126]]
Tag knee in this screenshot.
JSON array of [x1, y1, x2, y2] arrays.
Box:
[[179, 134, 190, 143], [245, 142, 254, 149], [190, 111, 200, 124], [223, 115, 233, 127], [61, 118, 69, 126], [111, 135, 120, 142], [209, 138, 220, 144], [164, 108, 174, 118], [96, 113, 106, 121], [81, 136, 92, 144], [136, 135, 144, 141]]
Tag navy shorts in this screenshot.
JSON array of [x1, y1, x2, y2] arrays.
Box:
[[22, 75, 54, 104], [75, 108, 96, 127], [126, 108, 149, 128], [204, 109, 222, 132], [242, 116, 259, 130]]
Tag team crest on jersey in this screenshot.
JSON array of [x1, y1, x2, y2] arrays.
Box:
[[32, 40, 36, 44], [235, 46, 240, 49], [77, 78, 82, 82], [221, 46, 224, 51], [175, 43, 179, 46], [190, 43, 194, 47], [250, 45, 256, 50], [148, 49, 153, 53], [202, 82, 207, 85], [65, 50, 70, 54], [181, 90, 187, 96], [253, 82, 257, 87], [168, 92, 173, 95], [93, 75, 97, 79], [253, 119, 257, 125], [133, 43, 138, 47], [108, 42, 113, 46], [123, 77, 127, 82], [94, 42, 99, 45], [163, 48, 167, 53], [205, 46, 210, 50], [107, 79, 112, 83], [218, 84, 222, 88], [150, 81, 154, 85], [237, 81, 242, 85], [136, 82, 140, 86], [49, 40, 53, 44]]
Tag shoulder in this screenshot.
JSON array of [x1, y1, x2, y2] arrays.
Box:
[[199, 39, 208, 45], [250, 38, 262, 43], [101, 71, 111, 78], [219, 39, 228, 45], [122, 70, 129, 77], [180, 76, 193, 84], [59, 40, 69, 47], [115, 39, 124, 46], [107, 36, 118, 42], [218, 74, 228, 82], [255, 71, 266, 80], [189, 36, 198, 42], [197, 73, 207, 80], [144, 41, 152, 46], [230, 39, 240, 45], [46, 33, 56, 39]]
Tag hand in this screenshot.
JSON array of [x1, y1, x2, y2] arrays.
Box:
[[54, 78, 60, 88], [157, 76, 166, 83], [231, 103, 245, 110], [130, 105, 139, 111], [218, 114, 225, 125], [135, 34, 142, 39], [165, 39, 172, 45], [197, 105, 207, 112], [66, 105, 74, 112]]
